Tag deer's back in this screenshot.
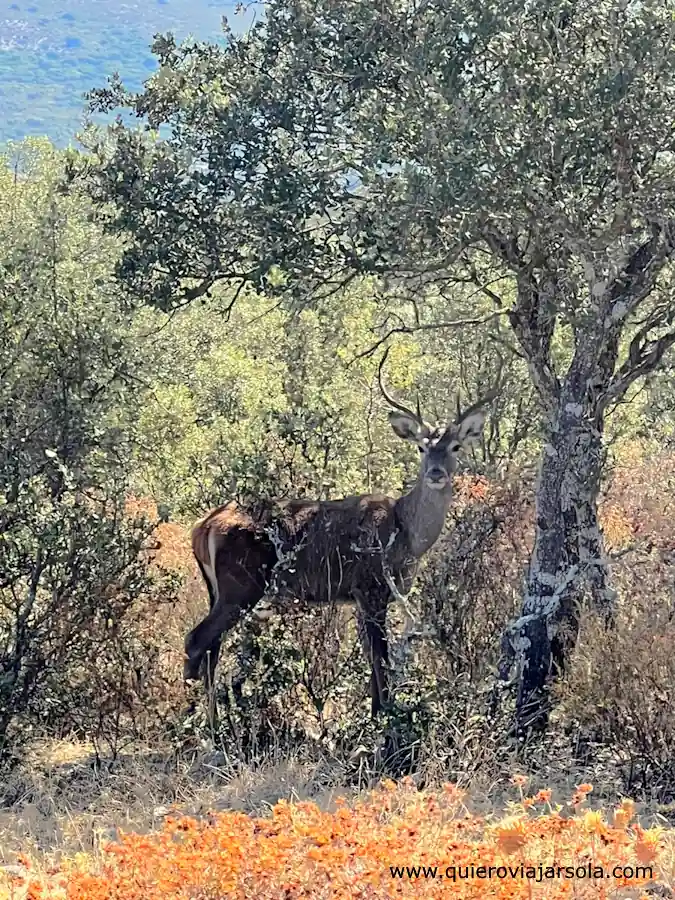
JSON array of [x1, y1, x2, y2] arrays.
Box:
[[265, 493, 415, 603], [196, 494, 415, 604]]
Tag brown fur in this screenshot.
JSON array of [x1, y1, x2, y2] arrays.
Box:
[[185, 391, 494, 717], [185, 494, 415, 714]]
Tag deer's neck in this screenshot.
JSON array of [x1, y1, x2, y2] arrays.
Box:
[[394, 474, 453, 559]]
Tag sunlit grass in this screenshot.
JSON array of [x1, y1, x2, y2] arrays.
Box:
[[1, 777, 671, 899]]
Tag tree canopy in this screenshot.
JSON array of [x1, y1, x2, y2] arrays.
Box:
[[82, 1, 675, 353], [76, 0, 675, 724]]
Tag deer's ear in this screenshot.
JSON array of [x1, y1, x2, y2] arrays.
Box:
[[456, 410, 487, 448], [388, 411, 424, 442]]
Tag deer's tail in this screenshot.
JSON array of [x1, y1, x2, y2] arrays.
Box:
[[191, 515, 224, 607]]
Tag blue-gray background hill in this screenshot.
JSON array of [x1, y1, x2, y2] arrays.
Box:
[[0, 0, 252, 146]]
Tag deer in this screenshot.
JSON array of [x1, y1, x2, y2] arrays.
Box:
[[185, 354, 496, 717]]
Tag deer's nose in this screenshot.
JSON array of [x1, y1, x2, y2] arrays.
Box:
[[425, 466, 449, 487]]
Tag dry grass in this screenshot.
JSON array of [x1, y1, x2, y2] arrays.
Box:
[[0, 739, 358, 871], [2, 739, 675, 896], [1, 770, 674, 899]]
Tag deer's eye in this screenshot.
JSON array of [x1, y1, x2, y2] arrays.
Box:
[[418, 445, 425, 454], [449, 442, 461, 453]]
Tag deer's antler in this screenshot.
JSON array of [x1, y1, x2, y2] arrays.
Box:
[[377, 347, 425, 425], [452, 353, 503, 425]]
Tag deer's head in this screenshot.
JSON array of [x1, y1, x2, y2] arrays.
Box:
[[379, 353, 494, 492]]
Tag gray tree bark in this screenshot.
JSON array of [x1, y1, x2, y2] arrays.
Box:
[[505, 400, 616, 729], [494, 264, 626, 730]]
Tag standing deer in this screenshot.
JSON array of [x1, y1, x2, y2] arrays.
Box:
[[185, 357, 495, 716]]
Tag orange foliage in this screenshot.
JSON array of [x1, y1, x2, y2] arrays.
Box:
[[597, 503, 635, 551], [4, 782, 667, 900], [453, 474, 492, 504], [604, 451, 675, 553], [124, 495, 194, 575]]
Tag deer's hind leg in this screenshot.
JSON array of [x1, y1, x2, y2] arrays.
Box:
[[184, 570, 265, 684], [185, 527, 273, 684], [185, 556, 268, 730], [190, 559, 220, 683]]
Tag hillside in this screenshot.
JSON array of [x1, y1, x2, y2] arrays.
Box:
[[0, 0, 252, 146]]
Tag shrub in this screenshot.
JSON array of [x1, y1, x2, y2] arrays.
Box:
[[0, 142, 184, 768]]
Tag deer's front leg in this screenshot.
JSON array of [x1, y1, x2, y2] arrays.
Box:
[[356, 599, 390, 717]]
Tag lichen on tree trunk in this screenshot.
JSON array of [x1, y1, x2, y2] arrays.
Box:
[[501, 359, 617, 730]]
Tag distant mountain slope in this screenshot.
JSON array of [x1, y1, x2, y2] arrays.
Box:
[[0, 0, 252, 147]]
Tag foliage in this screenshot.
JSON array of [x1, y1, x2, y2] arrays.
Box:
[[556, 452, 675, 798], [129, 281, 537, 519], [3, 133, 675, 819], [0, 137, 538, 770], [79, 0, 675, 351], [3, 780, 666, 899], [0, 140, 178, 766], [77, 0, 675, 719]]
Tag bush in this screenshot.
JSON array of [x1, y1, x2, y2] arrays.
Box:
[[556, 451, 675, 801], [0, 141, 184, 768]]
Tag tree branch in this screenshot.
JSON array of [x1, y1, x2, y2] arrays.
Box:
[[599, 325, 675, 413], [483, 226, 560, 406], [605, 222, 675, 323], [348, 310, 508, 363]]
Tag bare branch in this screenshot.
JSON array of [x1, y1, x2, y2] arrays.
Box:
[[349, 310, 508, 364], [600, 326, 675, 413], [483, 225, 560, 405]]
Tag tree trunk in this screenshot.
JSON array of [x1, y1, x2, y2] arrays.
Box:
[[500, 354, 617, 731], [550, 414, 616, 681]]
